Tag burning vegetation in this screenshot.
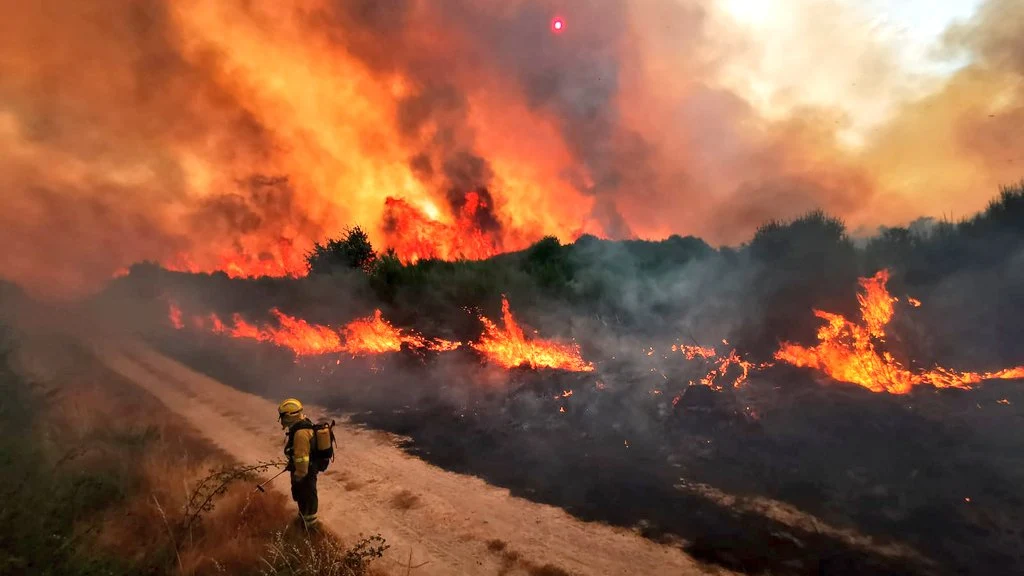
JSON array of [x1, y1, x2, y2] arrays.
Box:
[[167, 262, 1024, 394], [169, 296, 594, 372], [776, 270, 1024, 394], [472, 297, 593, 372], [175, 306, 460, 358]]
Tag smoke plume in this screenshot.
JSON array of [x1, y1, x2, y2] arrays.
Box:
[[1, 0, 1022, 297]]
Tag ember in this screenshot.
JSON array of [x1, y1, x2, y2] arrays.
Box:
[[472, 297, 594, 372], [671, 344, 764, 389]]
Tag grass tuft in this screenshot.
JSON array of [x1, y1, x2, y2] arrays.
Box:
[[390, 489, 420, 511]]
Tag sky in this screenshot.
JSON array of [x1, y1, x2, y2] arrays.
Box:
[[717, 0, 987, 142]]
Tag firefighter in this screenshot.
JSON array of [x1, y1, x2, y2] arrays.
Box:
[[278, 398, 319, 528]]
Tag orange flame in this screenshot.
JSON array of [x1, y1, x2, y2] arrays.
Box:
[[164, 240, 308, 280], [339, 309, 460, 355], [267, 309, 346, 355], [671, 344, 764, 389], [673, 344, 717, 361], [173, 303, 458, 357], [207, 313, 226, 333], [776, 270, 1024, 394], [199, 309, 344, 355], [168, 302, 184, 330], [383, 193, 518, 263], [472, 297, 594, 372]]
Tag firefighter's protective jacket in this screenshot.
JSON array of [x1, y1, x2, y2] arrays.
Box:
[[285, 419, 315, 481]]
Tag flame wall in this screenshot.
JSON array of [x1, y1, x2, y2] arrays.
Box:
[[1, 0, 1022, 298]]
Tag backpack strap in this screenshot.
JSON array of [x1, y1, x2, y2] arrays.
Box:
[[286, 419, 314, 451]]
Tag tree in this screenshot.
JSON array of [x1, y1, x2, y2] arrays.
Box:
[[523, 236, 574, 294], [306, 226, 378, 274]]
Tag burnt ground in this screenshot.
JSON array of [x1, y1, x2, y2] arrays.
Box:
[[154, 333, 1024, 576]]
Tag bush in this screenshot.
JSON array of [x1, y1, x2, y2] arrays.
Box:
[[307, 227, 378, 274], [744, 210, 860, 350], [260, 532, 389, 576], [522, 236, 574, 295]]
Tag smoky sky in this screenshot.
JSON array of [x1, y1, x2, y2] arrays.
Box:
[[1, 0, 1022, 298]]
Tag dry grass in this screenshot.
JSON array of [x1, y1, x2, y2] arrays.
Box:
[[259, 531, 389, 576], [484, 538, 574, 576], [9, 336, 389, 575], [525, 564, 573, 576], [345, 480, 366, 491], [390, 489, 421, 511], [37, 354, 297, 574]]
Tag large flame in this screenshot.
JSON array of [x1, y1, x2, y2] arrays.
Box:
[[776, 270, 1024, 394], [472, 297, 594, 372], [383, 192, 518, 263]]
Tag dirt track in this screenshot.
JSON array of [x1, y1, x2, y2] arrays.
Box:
[[85, 339, 716, 576]]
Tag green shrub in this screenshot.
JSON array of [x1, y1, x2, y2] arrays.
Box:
[[307, 227, 378, 274]]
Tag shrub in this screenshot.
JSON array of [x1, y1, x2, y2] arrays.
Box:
[[259, 532, 389, 576], [307, 227, 378, 274]]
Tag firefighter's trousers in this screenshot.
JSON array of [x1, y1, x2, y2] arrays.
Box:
[[291, 472, 319, 527]]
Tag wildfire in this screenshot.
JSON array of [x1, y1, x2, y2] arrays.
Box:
[[775, 270, 1024, 394], [472, 297, 594, 372], [383, 193, 518, 264], [164, 269, 1024, 389]]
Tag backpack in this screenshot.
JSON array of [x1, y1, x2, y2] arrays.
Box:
[[288, 419, 337, 472]]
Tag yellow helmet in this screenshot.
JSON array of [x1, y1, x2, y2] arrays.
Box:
[[277, 398, 304, 427]]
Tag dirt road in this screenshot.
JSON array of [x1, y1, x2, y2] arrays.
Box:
[[87, 339, 715, 576]]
